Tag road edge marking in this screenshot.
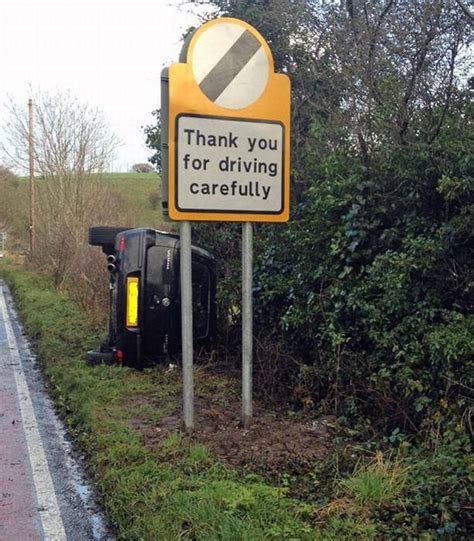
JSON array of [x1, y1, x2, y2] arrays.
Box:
[[0, 284, 67, 541]]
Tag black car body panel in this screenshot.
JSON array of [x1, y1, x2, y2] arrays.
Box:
[[89, 227, 215, 369]]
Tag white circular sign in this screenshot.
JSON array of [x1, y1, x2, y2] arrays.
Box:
[[191, 22, 270, 110]]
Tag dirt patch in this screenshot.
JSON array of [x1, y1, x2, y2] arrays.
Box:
[[130, 369, 334, 473], [195, 402, 333, 472]]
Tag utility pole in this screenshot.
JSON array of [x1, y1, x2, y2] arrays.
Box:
[[28, 98, 35, 253]]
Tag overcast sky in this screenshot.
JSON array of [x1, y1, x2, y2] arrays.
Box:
[[0, 0, 204, 172]]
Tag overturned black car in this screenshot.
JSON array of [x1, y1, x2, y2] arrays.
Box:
[[86, 226, 216, 369]]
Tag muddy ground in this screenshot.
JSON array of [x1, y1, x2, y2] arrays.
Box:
[[129, 367, 334, 474]]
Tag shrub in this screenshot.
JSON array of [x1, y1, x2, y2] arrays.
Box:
[[132, 163, 154, 173], [0, 164, 18, 186], [148, 189, 161, 210]]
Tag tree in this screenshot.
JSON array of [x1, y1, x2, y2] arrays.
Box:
[[1, 89, 118, 177], [147, 0, 473, 414], [0, 165, 25, 244], [143, 109, 162, 171], [131, 162, 154, 173], [0, 165, 18, 186], [0, 165, 18, 226], [185, 0, 472, 190], [1, 89, 120, 283]]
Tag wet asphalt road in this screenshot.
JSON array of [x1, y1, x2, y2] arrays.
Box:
[[0, 280, 114, 540]]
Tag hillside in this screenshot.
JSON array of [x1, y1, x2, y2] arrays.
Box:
[[100, 171, 169, 229], [2, 171, 171, 251]]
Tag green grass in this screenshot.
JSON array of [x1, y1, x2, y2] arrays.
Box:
[[101, 172, 169, 228], [2, 261, 466, 539], [341, 452, 407, 507], [0, 262, 319, 540], [15, 171, 169, 230]]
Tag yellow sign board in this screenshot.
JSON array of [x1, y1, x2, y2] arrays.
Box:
[[168, 17, 291, 222]]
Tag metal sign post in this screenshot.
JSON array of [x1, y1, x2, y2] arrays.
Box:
[[164, 17, 291, 430], [180, 220, 194, 431], [242, 222, 253, 427]]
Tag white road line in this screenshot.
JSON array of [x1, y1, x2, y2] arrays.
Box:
[[0, 284, 67, 541]]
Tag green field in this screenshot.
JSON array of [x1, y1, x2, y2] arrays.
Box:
[[8, 172, 175, 246], [101, 172, 170, 229]]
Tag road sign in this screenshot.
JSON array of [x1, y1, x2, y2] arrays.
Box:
[[167, 18, 291, 222], [191, 22, 269, 110]]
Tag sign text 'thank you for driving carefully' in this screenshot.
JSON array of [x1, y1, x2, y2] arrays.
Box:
[[165, 17, 291, 223]]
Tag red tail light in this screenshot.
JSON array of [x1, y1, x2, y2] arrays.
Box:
[[116, 349, 123, 365], [118, 235, 126, 252]]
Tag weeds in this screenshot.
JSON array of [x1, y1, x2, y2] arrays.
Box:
[[341, 451, 408, 508]]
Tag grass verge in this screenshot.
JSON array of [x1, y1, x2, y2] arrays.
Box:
[[0, 263, 318, 540], [2, 261, 470, 540]]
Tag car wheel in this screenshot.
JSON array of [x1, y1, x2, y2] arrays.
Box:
[[88, 226, 131, 253]]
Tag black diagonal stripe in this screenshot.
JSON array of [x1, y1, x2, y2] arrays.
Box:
[[199, 30, 262, 102]]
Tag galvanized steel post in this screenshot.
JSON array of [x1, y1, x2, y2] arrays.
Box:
[[180, 221, 194, 431], [242, 222, 253, 428]]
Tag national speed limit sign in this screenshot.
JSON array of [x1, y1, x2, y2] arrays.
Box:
[[165, 17, 291, 223], [191, 22, 270, 109]]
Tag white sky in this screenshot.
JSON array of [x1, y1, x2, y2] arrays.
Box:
[[0, 0, 204, 172]]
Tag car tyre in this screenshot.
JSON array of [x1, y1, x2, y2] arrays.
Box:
[[88, 226, 131, 247]]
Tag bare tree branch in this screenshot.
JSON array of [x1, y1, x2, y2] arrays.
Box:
[[455, 0, 473, 22], [1, 89, 118, 178]]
